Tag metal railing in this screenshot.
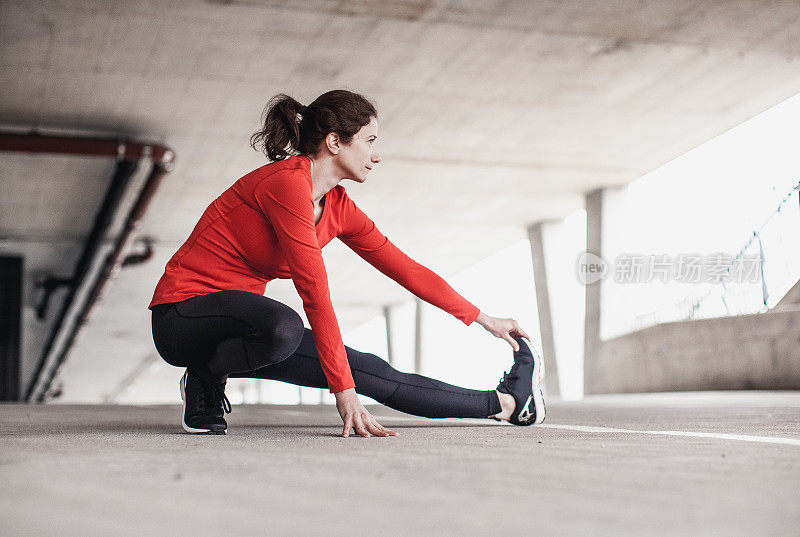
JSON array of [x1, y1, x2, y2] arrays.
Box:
[[632, 180, 800, 331]]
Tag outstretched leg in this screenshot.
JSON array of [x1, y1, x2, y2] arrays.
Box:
[[230, 327, 503, 419]]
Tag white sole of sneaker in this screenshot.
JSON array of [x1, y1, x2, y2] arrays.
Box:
[[521, 337, 546, 425], [179, 371, 222, 434]]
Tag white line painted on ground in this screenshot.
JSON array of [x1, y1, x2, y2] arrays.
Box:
[[271, 409, 308, 416], [537, 423, 800, 447], [372, 415, 800, 447]]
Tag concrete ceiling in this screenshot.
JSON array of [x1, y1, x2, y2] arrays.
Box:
[[1, 0, 799, 401]]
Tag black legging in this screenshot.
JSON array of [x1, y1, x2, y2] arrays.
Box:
[[150, 290, 501, 419]]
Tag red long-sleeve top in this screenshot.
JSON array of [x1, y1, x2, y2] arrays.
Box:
[[149, 155, 481, 393]]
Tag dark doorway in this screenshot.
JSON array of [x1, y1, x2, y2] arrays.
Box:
[[0, 256, 23, 401]]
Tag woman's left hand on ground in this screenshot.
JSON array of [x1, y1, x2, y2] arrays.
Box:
[[474, 312, 531, 351], [334, 388, 399, 438]]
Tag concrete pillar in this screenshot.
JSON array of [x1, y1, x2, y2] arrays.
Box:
[[384, 301, 416, 373], [584, 188, 603, 394], [382, 305, 394, 366], [414, 298, 423, 374], [527, 223, 560, 397]]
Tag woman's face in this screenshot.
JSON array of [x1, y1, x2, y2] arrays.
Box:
[[335, 116, 380, 182]]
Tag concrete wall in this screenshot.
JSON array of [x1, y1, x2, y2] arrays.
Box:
[[583, 184, 800, 394], [585, 306, 800, 393]]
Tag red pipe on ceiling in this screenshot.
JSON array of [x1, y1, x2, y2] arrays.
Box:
[[0, 132, 174, 164]]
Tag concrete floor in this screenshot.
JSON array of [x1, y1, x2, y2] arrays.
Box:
[[2, 391, 799, 537]]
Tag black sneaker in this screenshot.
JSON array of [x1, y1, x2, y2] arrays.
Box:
[[496, 336, 546, 426], [179, 369, 232, 434]]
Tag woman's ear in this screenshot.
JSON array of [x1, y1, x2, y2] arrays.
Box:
[[325, 132, 340, 155]]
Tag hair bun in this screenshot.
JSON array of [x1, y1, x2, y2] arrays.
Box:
[[251, 90, 376, 162]]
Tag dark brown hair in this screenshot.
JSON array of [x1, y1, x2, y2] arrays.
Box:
[[250, 89, 377, 162]]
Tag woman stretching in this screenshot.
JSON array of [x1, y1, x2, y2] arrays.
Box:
[[149, 90, 546, 437]]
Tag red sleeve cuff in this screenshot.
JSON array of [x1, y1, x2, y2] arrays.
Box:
[[464, 305, 481, 326], [329, 382, 356, 394]]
